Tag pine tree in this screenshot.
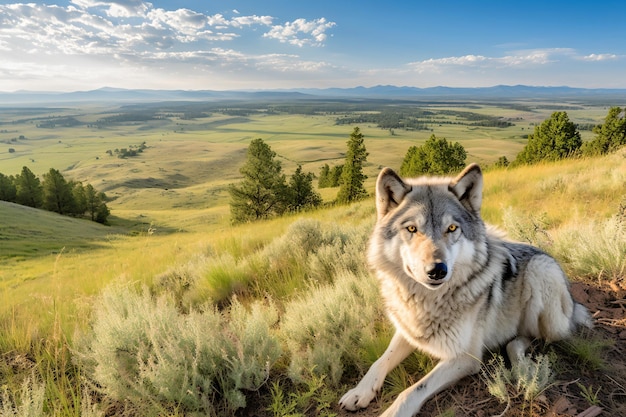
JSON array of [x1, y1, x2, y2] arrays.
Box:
[[287, 165, 322, 211], [229, 138, 288, 223], [400, 134, 466, 176], [0, 173, 17, 202], [71, 182, 88, 216], [42, 168, 75, 215], [318, 164, 343, 188], [515, 111, 581, 164], [94, 193, 111, 224], [336, 127, 369, 204], [318, 163, 331, 188], [15, 166, 42, 208], [81, 183, 109, 223], [582, 106, 626, 156]]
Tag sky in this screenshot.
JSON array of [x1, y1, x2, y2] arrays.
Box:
[[0, 0, 625, 92]]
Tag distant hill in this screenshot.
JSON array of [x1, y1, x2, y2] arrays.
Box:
[[1, 85, 625, 105], [0, 201, 118, 260]]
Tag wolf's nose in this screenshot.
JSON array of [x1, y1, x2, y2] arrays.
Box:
[[426, 263, 448, 280]]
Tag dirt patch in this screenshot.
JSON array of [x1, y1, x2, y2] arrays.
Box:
[[335, 280, 626, 417]]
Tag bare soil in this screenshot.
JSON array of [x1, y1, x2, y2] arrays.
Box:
[[336, 279, 626, 417]]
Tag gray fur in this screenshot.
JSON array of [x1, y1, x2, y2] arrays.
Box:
[[339, 164, 591, 417]]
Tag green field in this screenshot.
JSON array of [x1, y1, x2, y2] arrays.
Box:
[[0, 98, 624, 417], [0, 99, 606, 231]]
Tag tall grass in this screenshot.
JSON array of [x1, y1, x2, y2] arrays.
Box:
[[502, 203, 626, 281]]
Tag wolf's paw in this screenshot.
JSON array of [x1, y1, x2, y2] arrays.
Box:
[[338, 386, 377, 411]]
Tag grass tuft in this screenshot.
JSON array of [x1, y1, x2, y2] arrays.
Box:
[[0, 374, 45, 417], [482, 353, 554, 407]]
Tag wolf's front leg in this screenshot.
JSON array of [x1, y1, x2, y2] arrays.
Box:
[[380, 354, 481, 417], [339, 331, 415, 411]]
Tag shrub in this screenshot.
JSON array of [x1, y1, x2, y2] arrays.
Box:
[[244, 218, 371, 300], [482, 353, 554, 410], [501, 208, 553, 249], [281, 270, 384, 387], [0, 375, 45, 417], [78, 284, 282, 415]]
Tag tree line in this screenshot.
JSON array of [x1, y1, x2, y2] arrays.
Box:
[[335, 108, 513, 130], [231, 106, 625, 223], [399, 105, 626, 174], [0, 166, 110, 224]]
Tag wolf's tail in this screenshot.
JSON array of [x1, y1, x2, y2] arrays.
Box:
[[573, 302, 593, 329]]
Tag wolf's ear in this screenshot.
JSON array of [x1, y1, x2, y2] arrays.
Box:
[[376, 168, 412, 220], [449, 163, 483, 213]]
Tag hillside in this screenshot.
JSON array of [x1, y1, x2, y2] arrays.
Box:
[[0, 136, 624, 416], [0, 201, 120, 261]]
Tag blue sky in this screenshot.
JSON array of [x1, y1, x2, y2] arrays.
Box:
[[0, 0, 624, 92]]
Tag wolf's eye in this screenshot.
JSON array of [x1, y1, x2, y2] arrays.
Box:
[[406, 225, 418, 233], [447, 224, 458, 233]]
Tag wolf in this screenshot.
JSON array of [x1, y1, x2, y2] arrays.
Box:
[[339, 163, 591, 417]]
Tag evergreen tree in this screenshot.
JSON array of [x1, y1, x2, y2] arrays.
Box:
[[15, 166, 42, 208], [515, 111, 581, 164], [229, 138, 288, 223], [287, 165, 322, 211], [318, 163, 343, 188], [71, 181, 88, 216], [582, 106, 626, 156], [94, 192, 111, 224], [42, 168, 75, 215], [330, 165, 343, 187], [84, 184, 100, 221], [336, 127, 369, 204], [400, 134, 466, 176], [0, 173, 17, 202], [494, 156, 510, 168], [318, 164, 331, 188]]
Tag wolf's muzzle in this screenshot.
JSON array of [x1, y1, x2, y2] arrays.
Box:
[[426, 263, 448, 280]]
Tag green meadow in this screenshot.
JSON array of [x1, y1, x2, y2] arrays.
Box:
[[0, 99, 624, 416]]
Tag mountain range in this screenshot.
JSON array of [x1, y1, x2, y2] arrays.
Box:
[[1, 85, 625, 105]]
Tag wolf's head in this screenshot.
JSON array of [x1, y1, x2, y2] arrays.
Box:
[[370, 164, 485, 290]]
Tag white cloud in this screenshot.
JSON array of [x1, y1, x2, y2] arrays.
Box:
[[0, 1, 339, 91], [71, 0, 150, 17], [0, 2, 327, 57], [406, 48, 578, 73], [232, 15, 274, 27], [263, 18, 336, 47], [580, 53, 619, 61]]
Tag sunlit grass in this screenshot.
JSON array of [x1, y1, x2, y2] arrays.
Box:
[[1, 103, 624, 416]]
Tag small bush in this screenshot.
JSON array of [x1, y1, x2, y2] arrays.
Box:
[[482, 353, 554, 407], [502, 208, 553, 249], [244, 218, 371, 300], [78, 284, 282, 415], [281, 270, 384, 387], [0, 375, 45, 417]]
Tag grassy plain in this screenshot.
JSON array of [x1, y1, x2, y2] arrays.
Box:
[[0, 99, 606, 229], [0, 98, 624, 416]]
